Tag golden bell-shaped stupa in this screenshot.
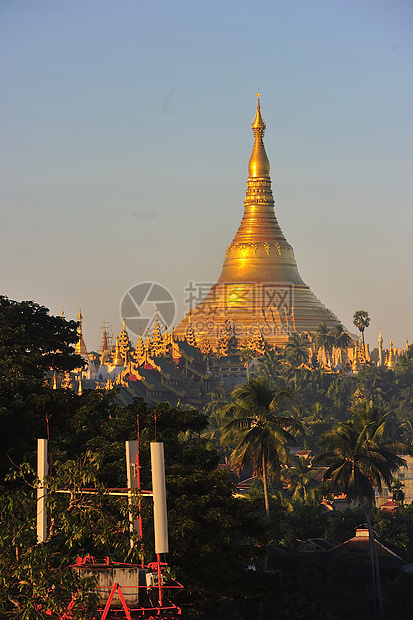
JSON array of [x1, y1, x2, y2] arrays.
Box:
[[175, 96, 340, 347]]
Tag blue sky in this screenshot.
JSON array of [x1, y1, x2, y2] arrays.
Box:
[[1, 0, 412, 351]]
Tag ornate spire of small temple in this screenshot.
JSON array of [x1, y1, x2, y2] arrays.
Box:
[[386, 339, 396, 369], [113, 333, 124, 367], [119, 315, 132, 363], [135, 326, 144, 361], [75, 305, 88, 357], [174, 96, 341, 347], [378, 328, 384, 366]]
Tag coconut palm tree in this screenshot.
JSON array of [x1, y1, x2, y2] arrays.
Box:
[[256, 347, 284, 389], [353, 310, 370, 351], [332, 323, 353, 367], [320, 409, 410, 619], [203, 386, 228, 417], [284, 332, 311, 369], [202, 407, 232, 463], [222, 378, 301, 522], [281, 456, 319, 503], [315, 323, 335, 367]]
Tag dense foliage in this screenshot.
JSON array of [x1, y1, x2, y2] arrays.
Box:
[[1, 297, 413, 619]]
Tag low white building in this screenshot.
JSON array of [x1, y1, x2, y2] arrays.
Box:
[[375, 454, 413, 507]]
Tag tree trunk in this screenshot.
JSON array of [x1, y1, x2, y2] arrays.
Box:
[[363, 504, 385, 620], [262, 453, 270, 572], [262, 453, 270, 522]]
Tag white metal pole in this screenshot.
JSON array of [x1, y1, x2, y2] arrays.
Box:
[[37, 438, 48, 543], [125, 440, 139, 547], [150, 442, 169, 554]]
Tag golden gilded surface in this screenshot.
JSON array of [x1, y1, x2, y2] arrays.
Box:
[[218, 95, 304, 285], [248, 96, 270, 178], [174, 96, 341, 347]]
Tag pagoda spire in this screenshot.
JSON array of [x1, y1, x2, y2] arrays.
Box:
[[113, 333, 124, 366], [135, 326, 144, 362], [217, 94, 305, 286], [248, 92, 270, 178], [151, 307, 163, 346], [378, 328, 384, 366], [119, 314, 132, 363], [75, 304, 88, 357], [174, 96, 341, 348], [386, 339, 396, 369]]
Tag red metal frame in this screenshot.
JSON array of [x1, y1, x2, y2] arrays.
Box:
[[101, 583, 132, 620], [62, 556, 184, 620]]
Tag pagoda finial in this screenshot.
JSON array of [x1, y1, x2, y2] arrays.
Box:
[[251, 90, 265, 130], [249, 93, 269, 177]]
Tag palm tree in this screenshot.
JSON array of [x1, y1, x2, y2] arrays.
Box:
[[315, 323, 335, 367], [222, 378, 301, 522], [350, 400, 388, 434], [332, 323, 353, 367], [203, 386, 228, 417], [281, 457, 319, 503], [353, 310, 370, 351], [284, 332, 311, 369], [390, 478, 405, 505], [351, 370, 386, 406], [202, 407, 232, 463], [256, 347, 284, 389], [320, 408, 410, 619]]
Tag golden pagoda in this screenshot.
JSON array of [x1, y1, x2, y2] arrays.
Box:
[[113, 333, 124, 367], [75, 306, 88, 357], [118, 315, 132, 363], [386, 339, 396, 369], [175, 95, 341, 347]]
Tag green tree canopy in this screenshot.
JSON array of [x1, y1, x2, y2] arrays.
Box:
[[284, 332, 311, 369], [353, 310, 370, 348], [222, 378, 301, 522], [0, 295, 84, 380], [0, 297, 85, 477], [319, 403, 411, 619]]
